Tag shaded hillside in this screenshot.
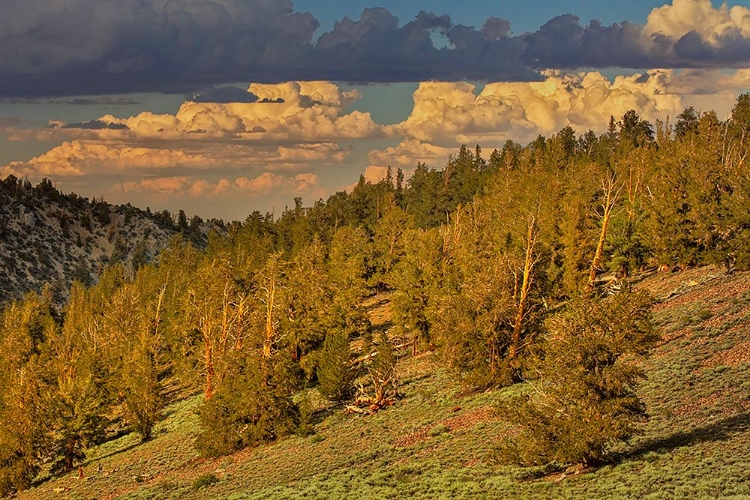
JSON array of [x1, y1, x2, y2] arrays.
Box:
[[18, 266, 750, 499], [0, 176, 221, 304]]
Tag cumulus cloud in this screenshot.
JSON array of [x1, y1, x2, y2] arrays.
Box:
[[368, 139, 454, 171], [112, 172, 319, 199], [523, 0, 750, 69], [362, 166, 389, 184], [2, 138, 350, 181], [1, 81, 369, 218], [369, 67, 750, 171], [72, 81, 381, 141], [3, 81, 376, 183], [388, 70, 695, 148], [2, 140, 222, 179], [3, 0, 749, 97], [644, 0, 750, 41]]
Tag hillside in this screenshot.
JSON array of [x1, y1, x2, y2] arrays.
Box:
[[0, 176, 220, 304], [18, 265, 750, 499]]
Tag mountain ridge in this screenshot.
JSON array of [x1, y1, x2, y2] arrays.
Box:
[[0, 175, 222, 305]]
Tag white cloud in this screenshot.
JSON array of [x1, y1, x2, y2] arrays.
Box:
[[4, 70, 750, 219], [368, 138, 454, 171], [1, 81, 379, 192], [645, 0, 750, 42], [362, 166, 389, 184], [389, 71, 689, 148], [368, 68, 750, 173], [93, 81, 381, 142], [111, 172, 319, 200]]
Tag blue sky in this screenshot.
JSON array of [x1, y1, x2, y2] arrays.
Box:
[[1, 0, 750, 220], [296, 1, 684, 35]]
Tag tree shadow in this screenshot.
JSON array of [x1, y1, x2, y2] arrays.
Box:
[[614, 411, 750, 463], [82, 441, 143, 466], [29, 441, 143, 489], [512, 411, 750, 482], [309, 407, 335, 426]]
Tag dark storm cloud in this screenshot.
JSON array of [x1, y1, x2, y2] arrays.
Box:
[[521, 16, 663, 69], [674, 29, 750, 66], [63, 97, 143, 106], [57, 120, 130, 130], [189, 86, 261, 103], [0, 0, 748, 98], [0, 97, 142, 105]]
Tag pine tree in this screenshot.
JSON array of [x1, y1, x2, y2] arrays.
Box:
[[317, 328, 355, 402], [433, 162, 552, 387], [0, 291, 55, 495], [195, 351, 299, 457], [106, 268, 167, 441], [182, 252, 256, 399], [48, 283, 111, 474], [369, 193, 409, 289], [389, 228, 442, 354], [283, 238, 330, 364], [368, 331, 398, 406], [496, 291, 658, 468]]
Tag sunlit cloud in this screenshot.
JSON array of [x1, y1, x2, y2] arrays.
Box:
[[2, 82, 376, 183], [644, 0, 750, 42], [389, 71, 686, 148], [111, 172, 320, 200], [3, 68, 750, 219], [367, 68, 750, 172], [368, 138, 454, 172]]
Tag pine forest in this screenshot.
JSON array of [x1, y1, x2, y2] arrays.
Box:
[[1, 98, 750, 498]]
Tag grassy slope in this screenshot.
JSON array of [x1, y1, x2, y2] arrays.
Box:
[[20, 266, 750, 500]]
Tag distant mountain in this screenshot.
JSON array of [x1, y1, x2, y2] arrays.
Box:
[[0, 176, 223, 305]]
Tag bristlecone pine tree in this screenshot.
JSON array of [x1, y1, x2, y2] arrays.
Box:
[[48, 282, 111, 475], [194, 351, 300, 457], [367, 331, 398, 407], [0, 291, 55, 495], [317, 328, 355, 402], [496, 290, 658, 468]]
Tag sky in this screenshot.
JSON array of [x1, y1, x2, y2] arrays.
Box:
[[1, 0, 750, 221]]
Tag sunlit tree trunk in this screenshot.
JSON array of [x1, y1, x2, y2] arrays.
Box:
[[261, 254, 283, 358], [589, 174, 621, 284], [509, 210, 539, 361]]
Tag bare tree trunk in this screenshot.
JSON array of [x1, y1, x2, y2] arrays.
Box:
[[509, 211, 538, 361], [263, 271, 276, 358], [204, 334, 214, 399], [233, 296, 247, 351], [627, 161, 641, 222], [589, 175, 621, 285]]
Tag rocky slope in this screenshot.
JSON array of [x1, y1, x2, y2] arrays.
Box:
[[0, 176, 222, 305]]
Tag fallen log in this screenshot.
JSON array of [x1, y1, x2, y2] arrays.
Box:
[[344, 405, 370, 415]]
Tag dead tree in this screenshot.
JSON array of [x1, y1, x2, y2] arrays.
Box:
[[589, 174, 622, 285]]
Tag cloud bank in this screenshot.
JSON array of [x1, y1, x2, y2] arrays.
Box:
[[1, 0, 750, 97], [369, 68, 748, 171], [2, 82, 373, 191], [6, 69, 745, 194]]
